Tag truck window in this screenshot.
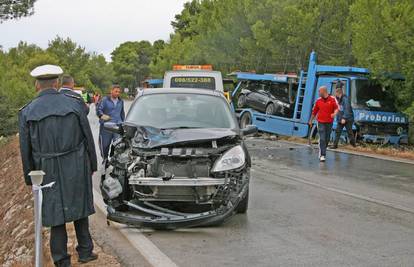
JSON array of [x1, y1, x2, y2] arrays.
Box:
[[170, 76, 216, 90], [351, 79, 396, 112]]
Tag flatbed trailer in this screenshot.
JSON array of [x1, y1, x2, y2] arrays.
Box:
[[231, 52, 409, 145]]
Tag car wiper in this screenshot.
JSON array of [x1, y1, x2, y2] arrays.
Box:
[[160, 126, 202, 130]]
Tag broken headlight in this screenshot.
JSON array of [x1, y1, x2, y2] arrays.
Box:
[[212, 145, 245, 172]]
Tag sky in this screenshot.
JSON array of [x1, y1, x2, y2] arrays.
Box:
[[0, 0, 188, 60]]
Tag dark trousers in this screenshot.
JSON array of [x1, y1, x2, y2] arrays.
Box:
[[99, 127, 119, 160], [334, 120, 356, 146], [50, 217, 93, 266], [317, 122, 333, 157]]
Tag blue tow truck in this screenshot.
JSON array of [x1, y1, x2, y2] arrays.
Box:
[[231, 52, 409, 145]]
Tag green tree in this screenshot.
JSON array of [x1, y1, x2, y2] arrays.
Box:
[[171, 0, 202, 39], [111, 41, 155, 89], [47, 37, 92, 87], [0, 38, 113, 136], [86, 54, 114, 92], [0, 0, 37, 22], [350, 0, 414, 117]]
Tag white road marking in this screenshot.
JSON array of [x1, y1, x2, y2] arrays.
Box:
[[93, 189, 178, 267], [252, 169, 414, 215]]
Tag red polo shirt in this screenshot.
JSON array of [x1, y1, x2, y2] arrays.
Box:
[[312, 95, 338, 123]]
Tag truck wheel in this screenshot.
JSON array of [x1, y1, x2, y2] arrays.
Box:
[[238, 94, 246, 108], [236, 189, 249, 214], [240, 112, 252, 128]]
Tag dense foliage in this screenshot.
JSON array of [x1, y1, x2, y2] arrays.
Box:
[[150, 0, 414, 133], [0, 0, 413, 140], [0, 0, 36, 22], [0, 38, 114, 135], [111, 40, 164, 89]]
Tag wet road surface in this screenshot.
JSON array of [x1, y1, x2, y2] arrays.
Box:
[[88, 103, 414, 267]]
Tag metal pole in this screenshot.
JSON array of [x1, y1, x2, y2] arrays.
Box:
[[29, 170, 45, 267]]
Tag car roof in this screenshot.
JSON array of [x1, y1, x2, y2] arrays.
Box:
[[139, 87, 223, 97]]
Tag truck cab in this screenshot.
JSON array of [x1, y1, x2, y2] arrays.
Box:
[[335, 77, 408, 144]]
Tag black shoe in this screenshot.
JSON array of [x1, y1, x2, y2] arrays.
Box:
[[330, 145, 338, 149], [55, 258, 72, 267], [78, 253, 98, 264]]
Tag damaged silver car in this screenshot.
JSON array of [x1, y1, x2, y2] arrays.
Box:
[[101, 88, 257, 229]]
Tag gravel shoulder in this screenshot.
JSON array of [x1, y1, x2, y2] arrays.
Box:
[[0, 137, 121, 267]]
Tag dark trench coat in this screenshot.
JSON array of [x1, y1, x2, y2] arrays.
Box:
[[18, 88, 97, 227]]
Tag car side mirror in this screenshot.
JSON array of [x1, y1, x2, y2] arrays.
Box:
[[241, 125, 257, 136], [104, 122, 123, 134]]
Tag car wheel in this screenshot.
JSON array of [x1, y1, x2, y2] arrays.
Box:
[[265, 103, 276, 115], [237, 94, 246, 108], [236, 189, 249, 213], [240, 112, 252, 128]]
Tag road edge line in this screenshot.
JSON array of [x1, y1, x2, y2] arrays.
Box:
[[93, 188, 178, 267], [276, 139, 414, 165]]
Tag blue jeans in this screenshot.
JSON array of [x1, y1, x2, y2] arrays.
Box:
[[317, 122, 333, 157], [99, 126, 120, 160]]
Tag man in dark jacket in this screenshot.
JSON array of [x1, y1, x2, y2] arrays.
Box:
[[59, 75, 89, 114], [96, 85, 125, 161], [332, 86, 356, 148], [19, 65, 98, 267]]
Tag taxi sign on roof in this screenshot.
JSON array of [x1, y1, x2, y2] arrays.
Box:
[[172, 65, 213, 71]]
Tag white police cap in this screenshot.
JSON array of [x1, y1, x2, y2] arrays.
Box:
[[30, 64, 63, 80]]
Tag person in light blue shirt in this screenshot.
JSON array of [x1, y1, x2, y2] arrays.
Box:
[[96, 85, 125, 160]]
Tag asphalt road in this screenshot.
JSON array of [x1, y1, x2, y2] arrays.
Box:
[[88, 102, 414, 267]]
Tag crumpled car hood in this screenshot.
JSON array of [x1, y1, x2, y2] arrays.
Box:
[[130, 126, 239, 149]]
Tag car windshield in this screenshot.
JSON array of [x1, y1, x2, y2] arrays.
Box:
[[267, 82, 290, 102], [126, 93, 236, 129], [351, 79, 396, 112]]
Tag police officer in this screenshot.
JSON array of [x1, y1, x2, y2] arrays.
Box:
[[59, 75, 89, 114], [332, 84, 356, 148], [96, 84, 125, 161], [18, 65, 98, 267]]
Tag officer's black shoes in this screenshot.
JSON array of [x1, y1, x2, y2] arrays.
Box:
[[55, 258, 72, 267], [330, 145, 338, 149], [78, 252, 98, 264]]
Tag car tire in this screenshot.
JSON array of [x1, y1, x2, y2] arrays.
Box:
[[237, 94, 246, 108], [240, 111, 252, 128], [236, 189, 249, 214], [265, 103, 276, 115]]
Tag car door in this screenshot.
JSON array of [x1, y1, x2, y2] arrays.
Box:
[[256, 83, 271, 112], [245, 82, 261, 109]]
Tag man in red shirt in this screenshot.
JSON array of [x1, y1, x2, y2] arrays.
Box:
[[309, 86, 339, 162]]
